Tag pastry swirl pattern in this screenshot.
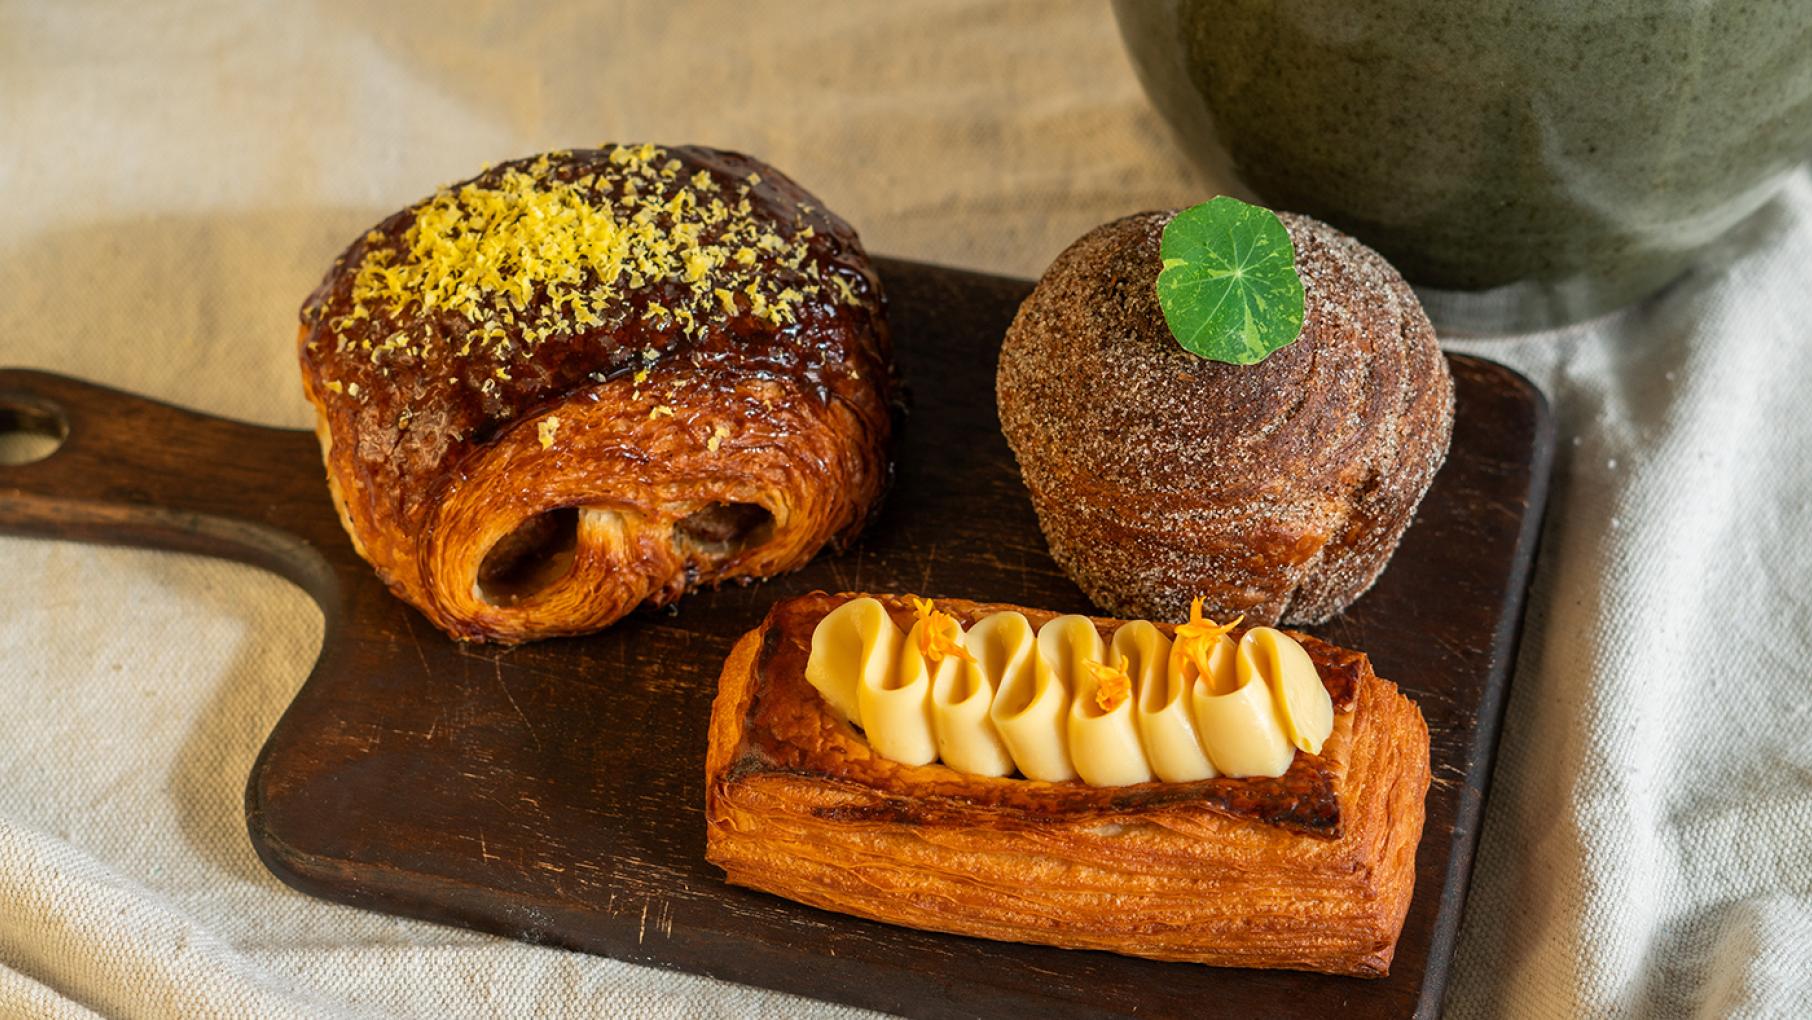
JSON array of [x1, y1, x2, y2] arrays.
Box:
[[806, 597, 1334, 785], [996, 209, 1454, 626]]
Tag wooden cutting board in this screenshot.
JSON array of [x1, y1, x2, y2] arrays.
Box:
[[0, 258, 1552, 1019]]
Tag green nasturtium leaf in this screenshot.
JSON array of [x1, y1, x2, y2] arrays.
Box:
[[1156, 196, 1305, 365]]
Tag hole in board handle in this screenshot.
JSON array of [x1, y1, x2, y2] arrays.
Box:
[[0, 400, 68, 466]]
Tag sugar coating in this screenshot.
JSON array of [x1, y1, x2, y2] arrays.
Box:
[[996, 211, 1454, 625]]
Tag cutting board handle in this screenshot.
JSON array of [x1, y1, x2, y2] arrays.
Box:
[[0, 368, 343, 597]]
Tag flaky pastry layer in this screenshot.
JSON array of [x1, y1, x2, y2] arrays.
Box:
[[705, 593, 1430, 977], [297, 147, 894, 642]]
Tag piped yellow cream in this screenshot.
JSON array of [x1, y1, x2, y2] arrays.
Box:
[[991, 614, 1095, 782], [1123, 621, 1217, 783], [933, 611, 1020, 777], [801, 597, 1334, 786], [1069, 646, 1153, 787], [851, 620, 935, 766], [1244, 626, 1335, 753], [804, 597, 898, 726]]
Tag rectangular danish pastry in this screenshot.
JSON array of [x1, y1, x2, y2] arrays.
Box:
[[704, 592, 1430, 977]]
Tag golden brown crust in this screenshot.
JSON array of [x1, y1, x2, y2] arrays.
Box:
[[995, 211, 1453, 627], [297, 147, 894, 642], [705, 592, 1430, 977]]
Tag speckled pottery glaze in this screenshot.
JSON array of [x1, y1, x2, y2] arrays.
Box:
[[1115, 0, 1812, 332]]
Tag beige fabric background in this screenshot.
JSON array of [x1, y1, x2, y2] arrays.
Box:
[[2, 2, 1809, 1017]]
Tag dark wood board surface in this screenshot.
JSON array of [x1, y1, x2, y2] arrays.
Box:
[[0, 258, 1552, 1019]]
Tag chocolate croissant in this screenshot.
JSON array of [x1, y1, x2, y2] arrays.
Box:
[[706, 592, 1430, 977], [297, 146, 894, 642], [996, 210, 1453, 626]]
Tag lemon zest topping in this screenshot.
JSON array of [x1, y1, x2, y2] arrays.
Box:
[[1087, 654, 1134, 712], [537, 417, 560, 449], [907, 596, 976, 665], [830, 274, 859, 305], [343, 146, 851, 364], [1173, 596, 1243, 681]]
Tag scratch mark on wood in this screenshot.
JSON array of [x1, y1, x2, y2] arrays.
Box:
[[401, 611, 432, 679], [918, 539, 938, 593], [493, 657, 543, 751]]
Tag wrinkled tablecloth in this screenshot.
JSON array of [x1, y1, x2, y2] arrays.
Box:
[[2, 2, 1809, 1017]]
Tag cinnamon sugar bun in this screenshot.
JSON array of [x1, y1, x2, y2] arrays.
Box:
[[996, 211, 1453, 626], [298, 146, 894, 642]]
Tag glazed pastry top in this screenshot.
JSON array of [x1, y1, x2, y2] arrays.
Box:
[[299, 144, 890, 522], [805, 596, 1335, 785]]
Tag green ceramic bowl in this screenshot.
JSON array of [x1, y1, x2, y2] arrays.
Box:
[[1116, 0, 1812, 331]]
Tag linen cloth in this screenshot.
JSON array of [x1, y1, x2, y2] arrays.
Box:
[[2, 1, 1808, 1016]]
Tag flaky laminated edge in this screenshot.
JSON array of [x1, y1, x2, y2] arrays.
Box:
[[704, 595, 1431, 978]]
